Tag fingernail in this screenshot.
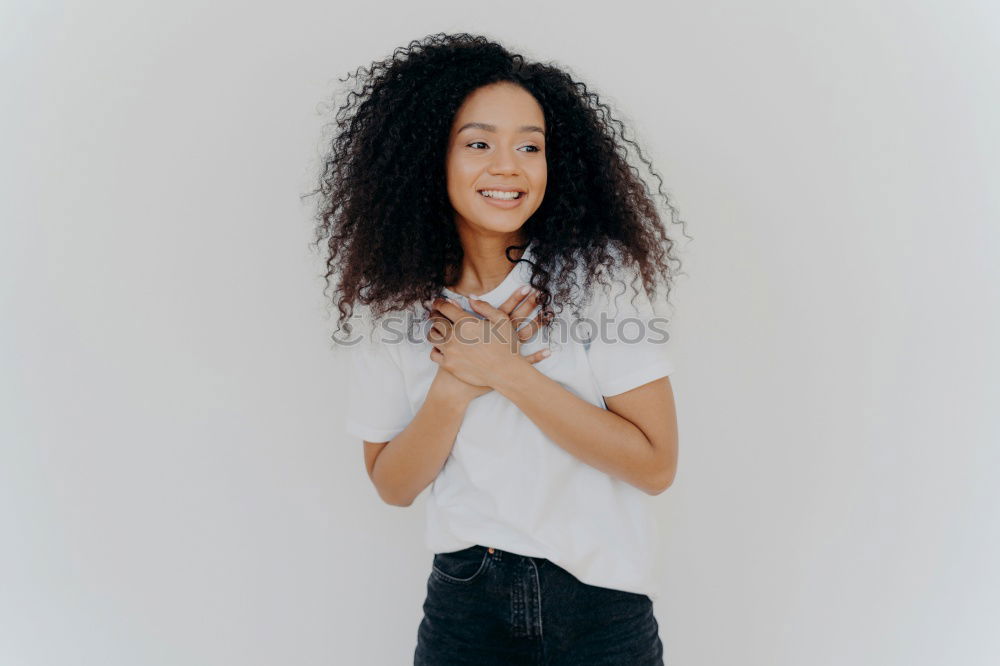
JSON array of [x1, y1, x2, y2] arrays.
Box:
[[447, 297, 460, 305], [519, 285, 530, 295], [467, 294, 478, 301]]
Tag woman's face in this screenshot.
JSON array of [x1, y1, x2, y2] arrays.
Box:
[[445, 82, 547, 237]]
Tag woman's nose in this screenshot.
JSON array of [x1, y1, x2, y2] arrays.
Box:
[[489, 153, 518, 174]]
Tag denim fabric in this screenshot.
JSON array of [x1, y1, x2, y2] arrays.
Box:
[[414, 545, 664, 665]]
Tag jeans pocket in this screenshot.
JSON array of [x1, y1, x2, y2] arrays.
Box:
[[430, 546, 491, 585]]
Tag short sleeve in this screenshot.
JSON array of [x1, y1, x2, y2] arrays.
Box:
[[583, 263, 675, 398], [344, 341, 413, 443]]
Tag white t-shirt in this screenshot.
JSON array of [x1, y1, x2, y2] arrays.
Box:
[[343, 241, 675, 598]]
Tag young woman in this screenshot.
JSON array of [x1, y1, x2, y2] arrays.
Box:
[[310, 32, 687, 665]]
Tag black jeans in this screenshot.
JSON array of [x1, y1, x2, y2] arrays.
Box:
[[414, 545, 664, 665]]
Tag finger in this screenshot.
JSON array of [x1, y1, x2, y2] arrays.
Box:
[[427, 314, 451, 338], [432, 297, 472, 323], [522, 348, 551, 364], [429, 347, 444, 363], [466, 295, 509, 325], [431, 318, 455, 342], [498, 285, 534, 317], [510, 291, 543, 338], [516, 317, 539, 341], [515, 305, 552, 341], [508, 286, 539, 321]]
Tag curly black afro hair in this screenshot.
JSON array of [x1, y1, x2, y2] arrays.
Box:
[[306, 32, 690, 343]]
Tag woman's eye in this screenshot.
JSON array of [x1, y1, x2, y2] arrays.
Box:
[[465, 142, 542, 152]]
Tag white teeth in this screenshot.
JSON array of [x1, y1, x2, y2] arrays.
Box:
[[479, 190, 522, 200]]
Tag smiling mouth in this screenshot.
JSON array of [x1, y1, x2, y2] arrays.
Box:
[[478, 190, 525, 200]]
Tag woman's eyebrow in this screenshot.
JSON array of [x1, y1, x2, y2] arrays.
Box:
[[457, 122, 546, 136]]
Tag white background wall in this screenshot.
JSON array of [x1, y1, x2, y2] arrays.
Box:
[[2, 1, 997, 664]]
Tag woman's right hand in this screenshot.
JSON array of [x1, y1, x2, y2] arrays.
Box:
[[426, 286, 551, 404]]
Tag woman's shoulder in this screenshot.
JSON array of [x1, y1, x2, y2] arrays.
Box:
[[564, 245, 652, 318], [335, 301, 426, 359]]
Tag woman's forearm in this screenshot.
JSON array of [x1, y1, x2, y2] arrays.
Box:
[[371, 383, 471, 507], [492, 359, 663, 494]]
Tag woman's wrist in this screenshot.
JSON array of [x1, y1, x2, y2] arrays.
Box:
[[489, 355, 534, 395], [428, 370, 477, 411]]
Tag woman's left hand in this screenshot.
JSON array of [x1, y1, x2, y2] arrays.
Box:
[[426, 294, 545, 389]]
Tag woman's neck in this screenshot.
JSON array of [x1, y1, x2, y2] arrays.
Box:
[[448, 236, 528, 297]]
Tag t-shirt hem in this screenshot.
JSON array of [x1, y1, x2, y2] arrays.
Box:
[[344, 421, 408, 443], [597, 361, 674, 397]]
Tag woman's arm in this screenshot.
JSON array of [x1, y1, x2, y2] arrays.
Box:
[[427, 296, 679, 495], [492, 360, 678, 495], [365, 372, 474, 507], [369, 289, 553, 506]]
